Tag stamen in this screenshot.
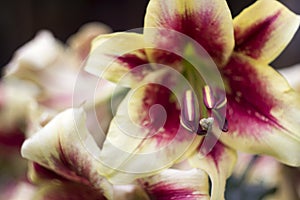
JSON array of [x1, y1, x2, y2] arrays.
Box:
[[215, 98, 227, 110], [203, 85, 214, 109], [222, 119, 228, 132], [180, 90, 199, 133], [203, 85, 227, 110], [212, 110, 229, 132], [185, 90, 194, 122], [196, 126, 208, 135]]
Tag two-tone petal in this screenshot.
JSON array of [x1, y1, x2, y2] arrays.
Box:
[[144, 0, 234, 66], [21, 108, 113, 199], [85, 32, 152, 87], [221, 53, 300, 166], [98, 70, 202, 183], [139, 169, 209, 200], [189, 142, 237, 200], [233, 0, 300, 63]]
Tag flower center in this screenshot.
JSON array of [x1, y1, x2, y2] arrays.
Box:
[[179, 44, 228, 135], [180, 87, 228, 135]]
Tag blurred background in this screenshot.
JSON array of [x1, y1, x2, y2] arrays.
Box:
[[0, 0, 299, 71]]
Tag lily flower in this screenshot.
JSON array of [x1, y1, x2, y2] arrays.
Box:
[[16, 30, 212, 198], [83, 0, 300, 197]]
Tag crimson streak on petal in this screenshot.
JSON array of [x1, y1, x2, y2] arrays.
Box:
[[234, 11, 281, 60], [146, 183, 203, 200], [156, 10, 226, 65], [141, 84, 181, 146], [116, 49, 149, 70], [222, 54, 282, 139]]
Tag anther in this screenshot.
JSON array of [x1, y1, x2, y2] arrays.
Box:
[[203, 85, 214, 109], [221, 119, 228, 132], [215, 98, 227, 110], [180, 90, 199, 133], [203, 85, 227, 110], [212, 110, 229, 132], [196, 126, 208, 135]]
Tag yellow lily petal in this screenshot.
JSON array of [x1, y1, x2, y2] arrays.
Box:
[[144, 0, 234, 66], [85, 32, 151, 87], [29, 163, 149, 200], [21, 108, 113, 199], [139, 169, 210, 200], [98, 70, 202, 184], [189, 142, 237, 200], [221, 53, 300, 166], [99, 101, 200, 184], [234, 0, 300, 63]]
